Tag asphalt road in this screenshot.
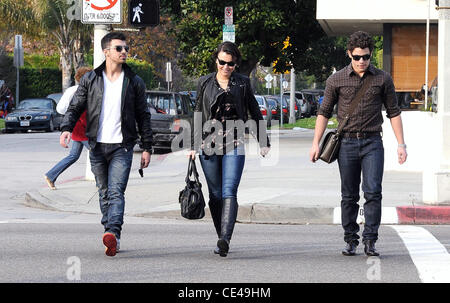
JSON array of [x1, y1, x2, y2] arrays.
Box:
[[0, 131, 449, 285]]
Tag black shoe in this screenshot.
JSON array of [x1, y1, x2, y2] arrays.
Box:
[[364, 240, 380, 256], [342, 241, 358, 256], [217, 239, 229, 257]]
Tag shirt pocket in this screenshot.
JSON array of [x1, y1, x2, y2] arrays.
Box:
[[367, 85, 382, 97], [339, 86, 356, 100]]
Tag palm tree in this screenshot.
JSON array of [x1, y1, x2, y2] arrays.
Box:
[[0, 0, 92, 91]]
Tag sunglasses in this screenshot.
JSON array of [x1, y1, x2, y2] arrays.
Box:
[[108, 45, 130, 53], [351, 54, 371, 61], [217, 59, 236, 67]]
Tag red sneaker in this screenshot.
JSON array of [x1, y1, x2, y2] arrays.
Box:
[[102, 232, 117, 256]]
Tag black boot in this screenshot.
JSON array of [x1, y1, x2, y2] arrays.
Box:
[[364, 240, 380, 256], [342, 240, 358, 256], [208, 199, 223, 254], [217, 197, 238, 257], [209, 199, 223, 238]]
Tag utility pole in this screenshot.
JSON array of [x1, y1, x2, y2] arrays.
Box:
[[13, 35, 24, 106], [289, 69, 296, 124]]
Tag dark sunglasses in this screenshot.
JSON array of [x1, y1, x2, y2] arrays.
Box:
[[109, 45, 130, 53], [351, 54, 371, 61], [217, 59, 236, 67]]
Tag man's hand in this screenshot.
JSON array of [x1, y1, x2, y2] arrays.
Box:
[[260, 146, 270, 157], [309, 142, 320, 163], [398, 146, 407, 164], [141, 151, 151, 168], [60, 131, 71, 148]]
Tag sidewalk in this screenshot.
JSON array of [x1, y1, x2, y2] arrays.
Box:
[[26, 129, 450, 224]]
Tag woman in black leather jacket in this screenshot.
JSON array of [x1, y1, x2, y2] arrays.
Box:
[[189, 41, 270, 257]]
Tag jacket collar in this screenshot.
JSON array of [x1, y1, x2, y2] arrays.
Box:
[[94, 61, 136, 79]]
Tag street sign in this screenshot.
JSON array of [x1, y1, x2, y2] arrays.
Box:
[[129, 0, 160, 27], [82, 0, 122, 24], [225, 6, 233, 25], [282, 80, 289, 89], [265, 82, 272, 89], [264, 74, 273, 83], [222, 24, 235, 43]]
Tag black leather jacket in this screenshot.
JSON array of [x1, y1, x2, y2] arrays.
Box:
[[191, 72, 269, 150], [60, 61, 153, 150]]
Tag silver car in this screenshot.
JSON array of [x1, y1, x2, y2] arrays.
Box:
[[254, 95, 272, 127]]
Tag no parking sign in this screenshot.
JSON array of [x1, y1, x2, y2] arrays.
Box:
[[82, 0, 122, 24]]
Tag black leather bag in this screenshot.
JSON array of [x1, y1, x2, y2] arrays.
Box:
[[179, 158, 206, 219], [318, 75, 373, 164], [319, 131, 341, 163]]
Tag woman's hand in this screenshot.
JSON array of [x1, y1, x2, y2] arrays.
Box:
[[188, 150, 196, 160]]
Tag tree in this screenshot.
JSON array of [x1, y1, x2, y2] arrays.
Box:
[[0, 0, 92, 91], [162, 0, 338, 79]]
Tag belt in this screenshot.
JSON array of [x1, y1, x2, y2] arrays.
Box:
[[341, 132, 381, 139]]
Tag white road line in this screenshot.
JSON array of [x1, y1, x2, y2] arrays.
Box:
[[390, 225, 450, 283]]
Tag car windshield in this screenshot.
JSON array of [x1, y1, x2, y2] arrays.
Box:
[[146, 93, 177, 114], [18, 99, 52, 110], [267, 99, 277, 109], [255, 96, 265, 106]]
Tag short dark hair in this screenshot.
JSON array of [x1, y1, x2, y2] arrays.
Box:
[[347, 31, 374, 53], [213, 41, 242, 66], [101, 32, 127, 50]]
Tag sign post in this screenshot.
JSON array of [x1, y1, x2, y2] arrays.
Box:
[[13, 35, 24, 106]]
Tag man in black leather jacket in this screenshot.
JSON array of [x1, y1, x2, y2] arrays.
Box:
[[60, 32, 152, 257]]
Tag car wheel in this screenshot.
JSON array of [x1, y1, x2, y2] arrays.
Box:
[[46, 119, 55, 132]]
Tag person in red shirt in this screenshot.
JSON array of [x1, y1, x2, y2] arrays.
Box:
[[44, 67, 92, 189]]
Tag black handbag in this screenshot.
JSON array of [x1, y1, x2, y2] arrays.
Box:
[[179, 157, 206, 219], [319, 75, 373, 163]]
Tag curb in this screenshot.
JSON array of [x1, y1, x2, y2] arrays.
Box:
[[26, 188, 450, 225], [396, 206, 450, 224]]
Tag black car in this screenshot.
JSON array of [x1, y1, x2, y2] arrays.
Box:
[[145, 91, 194, 151], [4, 98, 63, 133]]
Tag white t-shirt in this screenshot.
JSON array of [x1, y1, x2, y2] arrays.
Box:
[[97, 71, 124, 143]]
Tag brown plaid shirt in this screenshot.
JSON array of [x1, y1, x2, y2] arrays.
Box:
[[318, 63, 401, 133]]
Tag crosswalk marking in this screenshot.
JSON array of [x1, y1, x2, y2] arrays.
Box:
[[390, 225, 450, 283]]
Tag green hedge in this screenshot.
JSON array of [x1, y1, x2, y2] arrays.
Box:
[[19, 67, 62, 100], [8, 54, 155, 101]]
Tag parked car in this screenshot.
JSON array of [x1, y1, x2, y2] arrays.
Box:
[[284, 92, 311, 118], [179, 91, 197, 107], [145, 91, 194, 151], [254, 95, 272, 127], [4, 98, 63, 133], [46, 93, 63, 104], [265, 95, 291, 124], [301, 89, 324, 116]]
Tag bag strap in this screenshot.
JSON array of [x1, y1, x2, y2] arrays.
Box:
[[186, 157, 200, 184], [336, 74, 373, 135]]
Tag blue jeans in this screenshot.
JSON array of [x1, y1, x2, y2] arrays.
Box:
[[337, 135, 384, 243], [89, 143, 133, 239], [199, 146, 245, 201], [45, 140, 89, 183]]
